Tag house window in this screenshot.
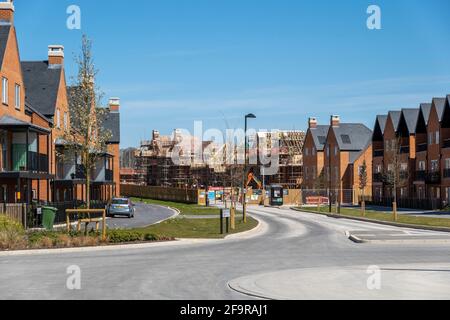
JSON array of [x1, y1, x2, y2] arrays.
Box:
[[305, 148, 309, 156], [63, 112, 68, 129], [334, 146, 338, 156], [428, 133, 433, 145], [2, 77, 8, 105], [56, 109, 61, 128], [376, 164, 382, 173], [14, 84, 20, 110], [431, 160, 439, 172], [418, 161, 426, 171], [312, 147, 316, 156], [436, 131, 440, 145], [445, 159, 450, 170], [401, 163, 408, 172]]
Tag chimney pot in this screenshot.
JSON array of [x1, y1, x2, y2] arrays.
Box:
[[109, 97, 120, 112], [48, 45, 64, 66], [0, 0, 14, 25], [331, 115, 340, 127], [308, 117, 318, 129]]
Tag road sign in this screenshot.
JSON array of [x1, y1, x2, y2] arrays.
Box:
[[222, 209, 231, 218]]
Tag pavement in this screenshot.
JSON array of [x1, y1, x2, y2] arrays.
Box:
[[1, 206, 450, 300]]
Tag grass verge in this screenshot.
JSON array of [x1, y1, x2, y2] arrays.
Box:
[[131, 197, 220, 215], [134, 215, 258, 239], [296, 206, 450, 229]]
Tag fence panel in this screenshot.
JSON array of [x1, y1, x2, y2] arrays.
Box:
[[0, 203, 27, 227], [121, 184, 198, 204]]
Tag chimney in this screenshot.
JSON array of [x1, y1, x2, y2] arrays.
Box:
[[0, 0, 14, 25], [308, 117, 318, 129], [331, 115, 340, 127], [48, 45, 64, 66], [108, 97, 120, 112]]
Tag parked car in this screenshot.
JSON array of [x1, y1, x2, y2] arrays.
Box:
[[107, 198, 135, 218]]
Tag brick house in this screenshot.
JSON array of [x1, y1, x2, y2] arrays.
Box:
[[302, 118, 329, 190], [0, 1, 53, 203], [21, 45, 75, 203], [372, 115, 388, 200], [323, 116, 372, 205]]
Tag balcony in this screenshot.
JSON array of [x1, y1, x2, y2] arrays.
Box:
[[105, 169, 113, 182], [373, 173, 384, 183], [444, 169, 450, 179], [415, 171, 426, 181], [400, 146, 410, 154], [426, 172, 441, 184], [74, 164, 86, 179], [443, 140, 450, 149], [417, 144, 427, 153], [373, 150, 384, 157]]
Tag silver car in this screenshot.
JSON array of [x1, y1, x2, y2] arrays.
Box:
[[107, 198, 135, 218]]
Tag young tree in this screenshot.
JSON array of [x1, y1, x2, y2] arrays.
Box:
[[63, 35, 111, 209], [383, 136, 409, 221], [359, 160, 368, 216]]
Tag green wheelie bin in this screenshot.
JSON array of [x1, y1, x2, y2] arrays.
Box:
[[42, 206, 58, 231]]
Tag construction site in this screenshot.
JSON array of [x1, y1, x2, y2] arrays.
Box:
[[129, 129, 305, 190]]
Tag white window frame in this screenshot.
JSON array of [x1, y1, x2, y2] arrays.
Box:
[[63, 112, 68, 129], [56, 108, 61, 128], [2, 77, 8, 105], [14, 84, 20, 110], [436, 131, 440, 145]]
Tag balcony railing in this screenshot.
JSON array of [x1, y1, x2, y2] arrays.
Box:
[[426, 171, 441, 184], [415, 170, 426, 181], [443, 140, 450, 149], [373, 173, 383, 183], [417, 144, 427, 153], [373, 150, 384, 157], [105, 169, 113, 181], [444, 169, 450, 179], [18, 152, 49, 173], [400, 146, 410, 154], [74, 164, 86, 179]]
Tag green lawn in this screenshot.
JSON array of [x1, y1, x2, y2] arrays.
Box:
[[134, 215, 258, 239], [131, 198, 220, 215], [297, 206, 450, 229]]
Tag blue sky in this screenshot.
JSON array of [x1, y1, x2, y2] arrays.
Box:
[[14, 0, 450, 148]]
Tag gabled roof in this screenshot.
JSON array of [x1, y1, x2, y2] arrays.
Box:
[[388, 111, 402, 132], [331, 123, 372, 151], [420, 103, 432, 125], [308, 125, 329, 151], [376, 115, 388, 134], [21, 61, 62, 117], [0, 25, 11, 68], [433, 97, 446, 122], [401, 108, 420, 134]]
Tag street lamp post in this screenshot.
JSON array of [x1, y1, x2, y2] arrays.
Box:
[[243, 113, 256, 223]]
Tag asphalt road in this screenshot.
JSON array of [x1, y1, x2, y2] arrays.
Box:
[[1, 206, 450, 300], [104, 202, 176, 230]]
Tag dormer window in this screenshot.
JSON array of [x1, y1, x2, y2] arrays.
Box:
[[2, 77, 8, 105]]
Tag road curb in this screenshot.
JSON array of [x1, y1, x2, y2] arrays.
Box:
[[291, 207, 450, 233]]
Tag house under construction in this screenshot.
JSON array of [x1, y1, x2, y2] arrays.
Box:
[[135, 130, 222, 188], [257, 130, 306, 189]]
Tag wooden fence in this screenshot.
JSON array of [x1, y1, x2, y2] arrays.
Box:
[[0, 203, 28, 228], [121, 184, 198, 204]]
